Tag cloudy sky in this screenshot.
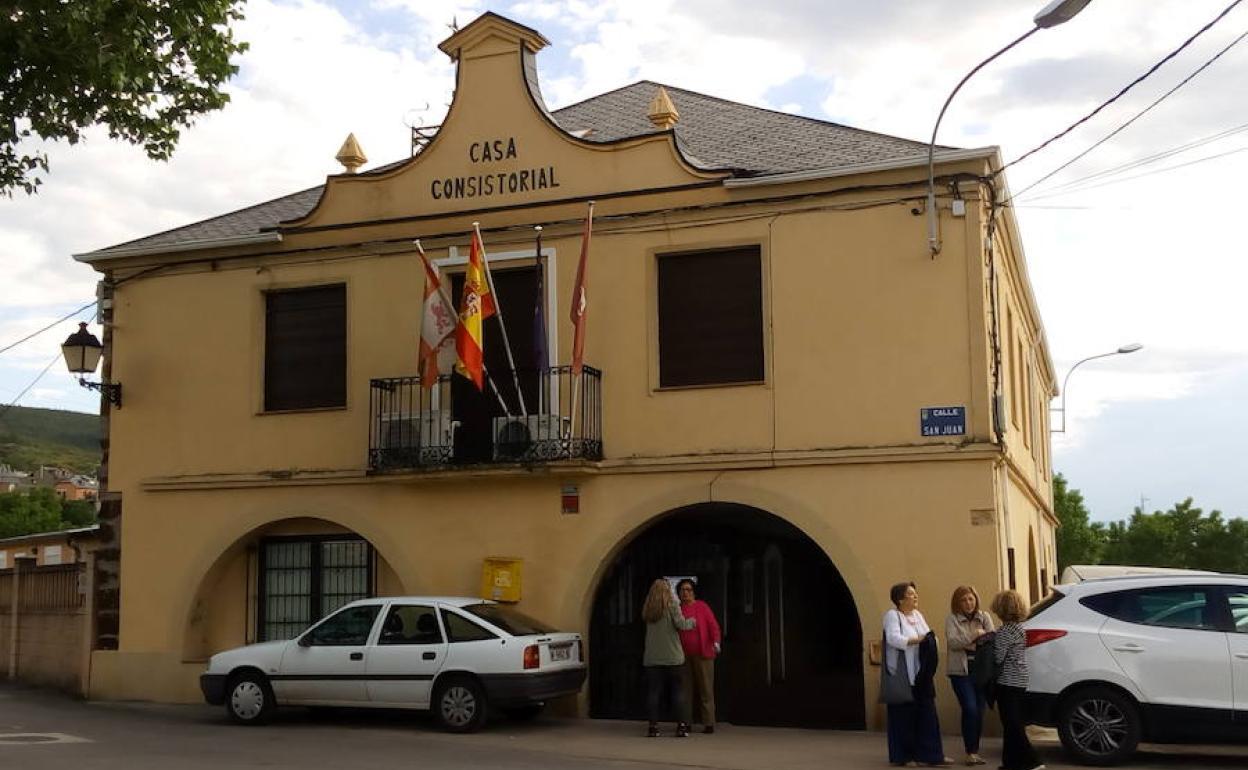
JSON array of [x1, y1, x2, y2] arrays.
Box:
[[1, 0, 1245, 521]]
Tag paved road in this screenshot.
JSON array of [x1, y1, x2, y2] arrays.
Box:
[[2, 684, 1246, 770]]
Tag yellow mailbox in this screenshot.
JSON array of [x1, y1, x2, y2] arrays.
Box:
[[481, 556, 523, 603]]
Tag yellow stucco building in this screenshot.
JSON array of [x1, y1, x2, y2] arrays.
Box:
[[75, 13, 1057, 730]]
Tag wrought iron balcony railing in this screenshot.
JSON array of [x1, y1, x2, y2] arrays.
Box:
[[368, 365, 602, 471]]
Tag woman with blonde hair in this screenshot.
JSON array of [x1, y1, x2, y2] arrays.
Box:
[[641, 578, 696, 737], [991, 590, 1044, 770], [945, 586, 994, 766]]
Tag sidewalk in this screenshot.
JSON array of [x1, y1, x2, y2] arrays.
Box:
[[435, 717, 1011, 770]]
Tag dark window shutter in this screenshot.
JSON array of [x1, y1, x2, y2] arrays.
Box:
[[657, 247, 764, 387], [264, 284, 346, 411]]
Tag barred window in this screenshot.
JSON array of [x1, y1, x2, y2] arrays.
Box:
[[258, 537, 373, 641]]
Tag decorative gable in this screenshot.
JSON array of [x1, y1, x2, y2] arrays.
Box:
[[283, 13, 725, 232]]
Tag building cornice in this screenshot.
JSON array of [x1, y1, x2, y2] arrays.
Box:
[[137, 442, 1004, 492]]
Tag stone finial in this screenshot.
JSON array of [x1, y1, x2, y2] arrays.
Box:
[[335, 133, 367, 173], [647, 86, 680, 130]]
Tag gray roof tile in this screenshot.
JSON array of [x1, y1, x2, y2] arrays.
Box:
[[86, 81, 944, 258]]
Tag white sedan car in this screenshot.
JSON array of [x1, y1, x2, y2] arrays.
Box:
[[1023, 574, 1248, 765], [200, 596, 585, 732]]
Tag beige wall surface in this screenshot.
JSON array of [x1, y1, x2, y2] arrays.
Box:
[[100, 459, 1000, 715]]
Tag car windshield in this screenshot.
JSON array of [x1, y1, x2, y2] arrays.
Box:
[[462, 603, 556, 636]]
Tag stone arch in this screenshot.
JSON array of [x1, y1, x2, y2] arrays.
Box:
[[179, 510, 410, 661], [576, 483, 869, 729]]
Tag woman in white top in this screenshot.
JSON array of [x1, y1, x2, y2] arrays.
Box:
[[884, 582, 952, 767]]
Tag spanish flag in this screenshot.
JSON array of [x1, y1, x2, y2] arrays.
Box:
[[455, 230, 496, 389]]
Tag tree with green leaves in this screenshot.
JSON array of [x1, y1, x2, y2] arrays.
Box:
[[1, 0, 248, 195], [0, 486, 64, 538], [1053, 473, 1103, 571], [0, 487, 97, 537]]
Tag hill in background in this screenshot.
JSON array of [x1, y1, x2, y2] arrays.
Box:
[[0, 406, 101, 474]]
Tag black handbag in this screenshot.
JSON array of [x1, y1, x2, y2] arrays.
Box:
[[878, 632, 914, 705]]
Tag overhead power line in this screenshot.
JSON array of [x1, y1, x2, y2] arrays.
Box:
[[0, 300, 98, 357], [1000, 0, 1244, 173], [1021, 145, 1248, 202], [1018, 121, 1248, 200], [0, 353, 64, 423], [1013, 28, 1248, 201]]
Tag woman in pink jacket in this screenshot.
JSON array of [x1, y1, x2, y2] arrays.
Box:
[[676, 578, 722, 733]]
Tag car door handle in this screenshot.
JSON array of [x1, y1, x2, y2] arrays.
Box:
[[422, 652, 436, 660], [1235, 652, 1248, 660], [1112, 644, 1145, 653], [349, 652, 363, 661]]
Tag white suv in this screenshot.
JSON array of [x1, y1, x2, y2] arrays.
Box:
[[1023, 574, 1248, 765]]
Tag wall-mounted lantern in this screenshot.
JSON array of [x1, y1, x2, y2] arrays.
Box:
[[61, 322, 121, 407]]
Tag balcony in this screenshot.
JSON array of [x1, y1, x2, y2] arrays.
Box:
[[368, 365, 602, 472]]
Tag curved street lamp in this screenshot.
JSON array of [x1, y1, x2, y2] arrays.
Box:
[[926, 0, 1094, 256], [1052, 343, 1141, 433]]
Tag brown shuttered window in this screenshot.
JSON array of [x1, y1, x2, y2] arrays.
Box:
[[264, 284, 346, 411], [657, 247, 764, 388]]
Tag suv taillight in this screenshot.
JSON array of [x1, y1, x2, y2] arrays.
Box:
[[523, 644, 540, 669], [1025, 629, 1067, 647], [577, 639, 584, 662]]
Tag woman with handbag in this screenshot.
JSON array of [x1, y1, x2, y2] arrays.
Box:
[[883, 582, 954, 767], [945, 586, 995, 766]]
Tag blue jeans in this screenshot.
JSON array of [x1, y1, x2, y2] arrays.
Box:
[[949, 674, 985, 754]]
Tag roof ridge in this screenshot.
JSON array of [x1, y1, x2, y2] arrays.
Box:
[[644, 80, 933, 148]]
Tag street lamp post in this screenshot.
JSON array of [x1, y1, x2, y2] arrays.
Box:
[[926, 0, 1094, 256], [1052, 343, 1142, 433]]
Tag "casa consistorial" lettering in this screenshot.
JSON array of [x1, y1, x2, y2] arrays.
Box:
[[430, 136, 561, 201]]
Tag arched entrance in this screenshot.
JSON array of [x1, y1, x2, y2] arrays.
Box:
[[182, 517, 404, 661], [589, 503, 864, 729]]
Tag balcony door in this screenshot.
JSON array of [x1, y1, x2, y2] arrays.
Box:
[[450, 265, 542, 462]]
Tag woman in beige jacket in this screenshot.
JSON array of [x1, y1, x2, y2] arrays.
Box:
[[945, 586, 995, 766]]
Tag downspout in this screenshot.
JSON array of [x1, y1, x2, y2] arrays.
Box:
[[983, 180, 1013, 589]]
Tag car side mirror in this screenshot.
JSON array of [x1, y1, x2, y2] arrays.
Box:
[[297, 635, 313, 648]]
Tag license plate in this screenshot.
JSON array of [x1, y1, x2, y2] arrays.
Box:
[[550, 644, 571, 662]]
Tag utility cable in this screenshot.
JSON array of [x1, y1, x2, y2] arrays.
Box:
[[0, 353, 64, 422], [1024, 121, 1248, 196], [1012, 28, 1248, 200], [1000, 0, 1244, 173], [1021, 144, 1248, 201], [0, 300, 98, 357]]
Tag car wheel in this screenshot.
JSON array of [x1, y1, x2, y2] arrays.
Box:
[[502, 704, 544, 722], [434, 676, 488, 733], [226, 672, 276, 726], [1057, 686, 1141, 766]]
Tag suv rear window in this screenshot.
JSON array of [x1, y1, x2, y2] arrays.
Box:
[[462, 603, 556, 636], [1029, 590, 1065, 619]]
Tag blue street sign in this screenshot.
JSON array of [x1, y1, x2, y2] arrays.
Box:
[[921, 406, 965, 437]]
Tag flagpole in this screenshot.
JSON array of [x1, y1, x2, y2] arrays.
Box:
[[473, 222, 529, 418], [568, 201, 594, 442], [415, 239, 511, 416], [534, 225, 547, 415]]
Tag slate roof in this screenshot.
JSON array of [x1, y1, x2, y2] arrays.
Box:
[[85, 81, 941, 259]]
